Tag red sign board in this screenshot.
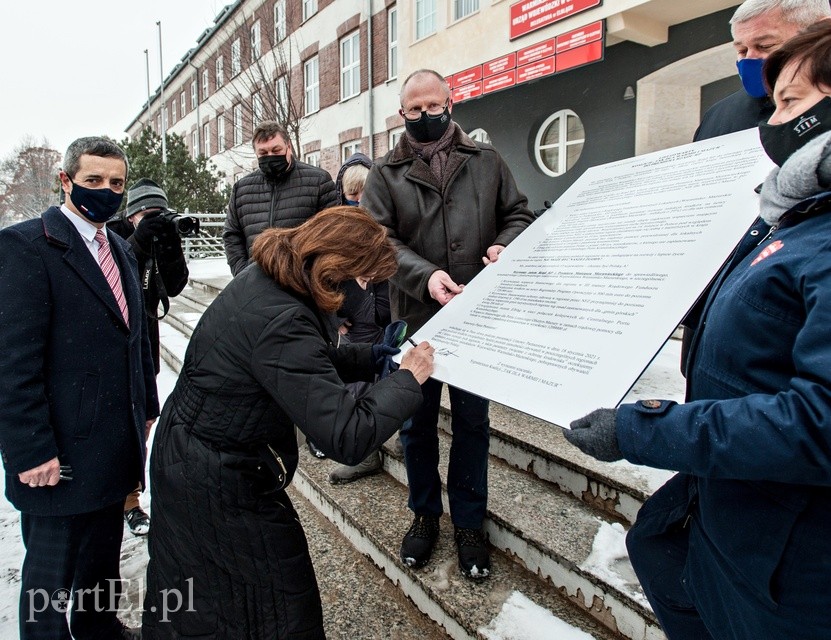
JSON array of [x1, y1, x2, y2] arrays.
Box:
[[556, 20, 604, 53], [516, 56, 556, 83], [510, 0, 602, 40], [452, 81, 484, 102], [452, 66, 483, 88], [484, 53, 517, 78], [556, 39, 603, 73], [483, 70, 517, 94], [516, 38, 555, 66], [445, 75, 454, 89]]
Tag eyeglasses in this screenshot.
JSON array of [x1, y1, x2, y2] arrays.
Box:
[[399, 100, 449, 121]]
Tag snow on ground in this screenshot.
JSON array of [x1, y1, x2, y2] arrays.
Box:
[[480, 591, 597, 640], [581, 521, 650, 609]]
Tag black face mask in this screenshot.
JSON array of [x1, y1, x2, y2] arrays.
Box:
[[759, 96, 831, 166], [69, 180, 124, 223], [405, 107, 452, 143], [258, 154, 290, 180]]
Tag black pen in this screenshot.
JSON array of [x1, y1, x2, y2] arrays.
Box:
[[407, 338, 418, 347]]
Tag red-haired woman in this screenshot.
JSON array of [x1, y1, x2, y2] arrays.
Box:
[[143, 207, 434, 639]]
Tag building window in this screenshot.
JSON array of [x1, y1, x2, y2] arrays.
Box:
[[304, 56, 319, 114], [192, 130, 199, 159], [218, 114, 226, 151], [388, 7, 398, 80], [203, 123, 211, 157], [163, 106, 169, 130], [305, 151, 320, 167], [453, 0, 479, 21], [171, 100, 177, 123], [202, 69, 210, 100], [302, 0, 317, 22], [252, 91, 263, 127], [274, 1, 286, 42], [534, 109, 585, 177], [415, 0, 437, 40], [231, 38, 241, 76], [389, 127, 404, 150], [156, 114, 161, 133], [216, 56, 225, 88], [191, 81, 197, 109], [341, 140, 361, 162], [340, 32, 360, 101], [251, 20, 261, 59], [276, 76, 288, 116], [468, 128, 491, 144], [180, 91, 186, 115], [233, 103, 243, 146]]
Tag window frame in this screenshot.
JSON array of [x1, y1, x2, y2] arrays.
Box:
[[202, 69, 210, 100], [415, 0, 437, 40], [231, 38, 242, 76], [233, 103, 243, 146], [341, 140, 362, 163], [203, 122, 211, 157], [192, 130, 200, 159], [302, 0, 318, 22], [388, 6, 398, 80], [250, 20, 261, 60], [340, 31, 361, 101], [276, 75, 289, 117], [216, 56, 225, 88], [217, 114, 226, 151], [191, 80, 197, 109], [452, 0, 479, 22], [252, 91, 263, 128], [274, 1, 287, 41], [180, 91, 186, 115], [534, 109, 586, 177], [305, 151, 320, 167], [304, 56, 320, 115]]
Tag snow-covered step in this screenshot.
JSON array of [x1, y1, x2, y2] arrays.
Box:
[[376, 429, 662, 640], [294, 444, 622, 640]]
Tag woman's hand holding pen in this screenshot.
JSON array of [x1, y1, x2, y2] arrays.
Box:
[[399, 340, 435, 384]]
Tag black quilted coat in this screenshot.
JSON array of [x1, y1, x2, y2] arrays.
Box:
[[223, 161, 337, 276], [142, 264, 423, 639]]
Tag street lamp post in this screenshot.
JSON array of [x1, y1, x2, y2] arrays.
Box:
[[157, 20, 167, 164]]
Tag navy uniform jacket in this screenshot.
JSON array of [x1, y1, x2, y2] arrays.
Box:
[[618, 194, 831, 638], [0, 207, 159, 516]]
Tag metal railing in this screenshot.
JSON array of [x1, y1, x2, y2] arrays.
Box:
[[181, 212, 226, 261]]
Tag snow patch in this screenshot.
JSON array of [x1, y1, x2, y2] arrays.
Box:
[[479, 590, 597, 640], [580, 521, 650, 608]]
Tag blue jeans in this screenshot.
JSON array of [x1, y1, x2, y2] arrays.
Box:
[[400, 378, 490, 529]]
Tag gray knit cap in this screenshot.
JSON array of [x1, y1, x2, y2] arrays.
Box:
[[126, 178, 169, 217]]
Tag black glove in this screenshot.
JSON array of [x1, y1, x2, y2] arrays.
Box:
[[371, 344, 400, 374], [564, 408, 623, 462], [131, 213, 170, 252]]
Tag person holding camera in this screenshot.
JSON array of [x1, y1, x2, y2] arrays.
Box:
[[109, 178, 189, 536]]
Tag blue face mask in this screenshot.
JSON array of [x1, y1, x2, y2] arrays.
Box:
[[344, 198, 360, 206], [69, 180, 124, 223], [736, 58, 767, 98]]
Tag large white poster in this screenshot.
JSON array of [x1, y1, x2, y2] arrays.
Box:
[[403, 129, 775, 427]]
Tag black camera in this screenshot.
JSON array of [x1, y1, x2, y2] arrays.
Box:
[[160, 210, 200, 237]]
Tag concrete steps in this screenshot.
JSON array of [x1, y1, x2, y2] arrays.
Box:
[[160, 273, 677, 639]]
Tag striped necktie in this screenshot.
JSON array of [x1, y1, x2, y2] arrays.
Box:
[[95, 229, 129, 327]]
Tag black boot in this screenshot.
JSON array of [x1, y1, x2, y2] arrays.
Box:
[[455, 527, 491, 579], [400, 514, 440, 568]]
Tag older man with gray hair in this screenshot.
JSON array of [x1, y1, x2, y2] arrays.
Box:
[[694, 0, 831, 140]]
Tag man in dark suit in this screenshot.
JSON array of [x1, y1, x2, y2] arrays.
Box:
[[0, 137, 158, 639]]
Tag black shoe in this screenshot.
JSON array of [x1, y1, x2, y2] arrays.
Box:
[[307, 440, 327, 459], [125, 507, 150, 536], [455, 527, 491, 579], [400, 514, 440, 568]]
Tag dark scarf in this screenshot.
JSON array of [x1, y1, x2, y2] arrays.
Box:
[[407, 121, 459, 190]]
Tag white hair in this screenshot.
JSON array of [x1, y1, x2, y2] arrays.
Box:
[[730, 0, 831, 28]]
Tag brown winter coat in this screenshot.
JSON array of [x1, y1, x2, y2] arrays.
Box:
[[361, 125, 534, 333]]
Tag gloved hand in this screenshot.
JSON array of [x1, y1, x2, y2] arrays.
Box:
[[132, 213, 170, 251], [371, 344, 400, 374], [563, 408, 623, 462]]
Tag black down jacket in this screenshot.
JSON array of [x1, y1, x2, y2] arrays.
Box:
[[142, 263, 423, 639], [223, 161, 337, 276]]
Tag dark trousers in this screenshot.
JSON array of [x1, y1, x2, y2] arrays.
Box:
[[626, 515, 714, 640], [20, 501, 126, 640], [400, 378, 490, 529]]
